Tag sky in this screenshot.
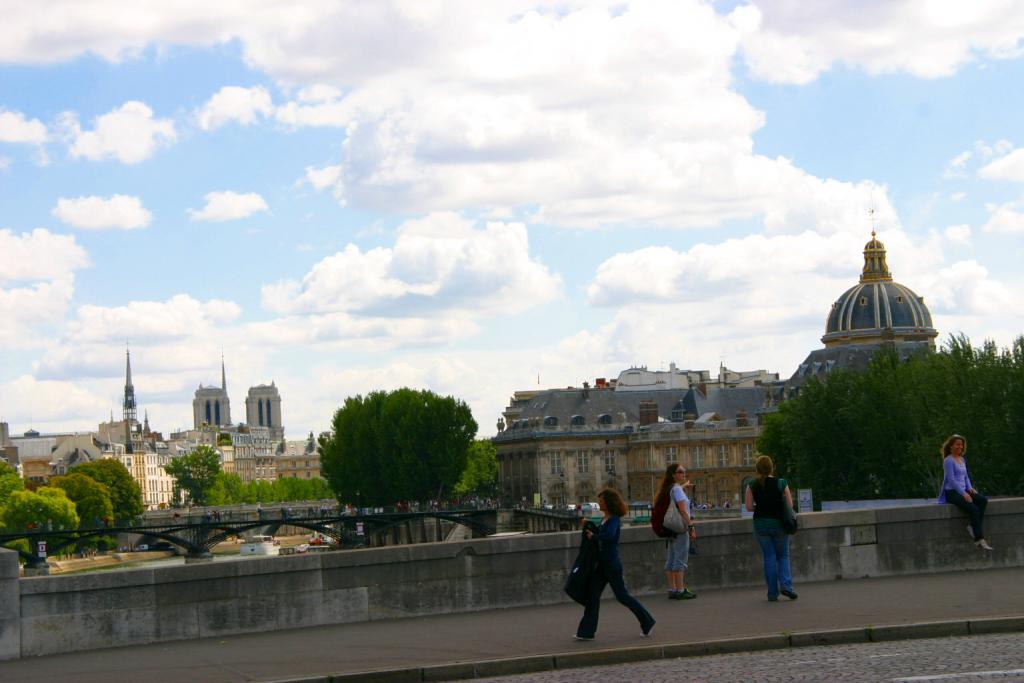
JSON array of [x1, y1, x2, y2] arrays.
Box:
[[1, 0, 1023, 441]]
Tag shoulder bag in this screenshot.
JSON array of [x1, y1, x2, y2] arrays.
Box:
[[778, 478, 798, 535]]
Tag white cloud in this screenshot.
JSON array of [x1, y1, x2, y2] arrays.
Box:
[[944, 224, 972, 245], [64, 294, 241, 344], [0, 375, 107, 427], [64, 101, 176, 164], [304, 163, 343, 191], [0, 228, 90, 282], [978, 148, 1024, 182], [0, 109, 47, 143], [51, 194, 152, 230], [736, 1, 1024, 84], [943, 150, 973, 179], [261, 212, 561, 318], [981, 200, 1024, 233], [188, 191, 269, 222], [196, 85, 274, 130]]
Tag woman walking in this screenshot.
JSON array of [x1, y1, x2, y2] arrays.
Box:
[[654, 464, 697, 600], [938, 434, 993, 551], [575, 488, 656, 640], [744, 455, 797, 602]]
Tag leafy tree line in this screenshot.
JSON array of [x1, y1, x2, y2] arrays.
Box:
[[759, 334, 1024, 504], [206, 472, 333, 505]]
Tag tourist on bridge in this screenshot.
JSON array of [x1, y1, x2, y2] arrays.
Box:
[[938, 434, 993, 551], [745, 456, 798, 602], [574, 488, 655, 641], [653, 464, 698, 600]]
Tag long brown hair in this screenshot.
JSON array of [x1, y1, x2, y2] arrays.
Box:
[[654, 463, 681, 505], [598, 488, 628, 517], [941, 434, 967, 459]]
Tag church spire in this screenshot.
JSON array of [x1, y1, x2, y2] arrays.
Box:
[[221, 352, 227, 391], [123, 345, 137, 454]]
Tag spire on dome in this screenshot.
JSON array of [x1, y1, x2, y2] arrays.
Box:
[[860, 230, 892, 283]]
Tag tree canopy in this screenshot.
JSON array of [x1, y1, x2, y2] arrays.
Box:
[[50, 472, 114, 526], [164, 445, 222, 506], [71, 459, 144, 521], [0, 487, 79, 532], [759, 334, 1024, 505], [320, 388, 478, 506], [454, 440, 498, 497]]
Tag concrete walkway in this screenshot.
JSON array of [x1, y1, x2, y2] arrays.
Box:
[[2, 567, 1022, 683]]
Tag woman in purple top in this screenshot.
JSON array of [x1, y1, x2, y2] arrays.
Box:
[[938, 434, 993, 551]]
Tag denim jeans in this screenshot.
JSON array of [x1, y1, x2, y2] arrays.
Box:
[[945, 490, 988, 540], [754, 527, 793, 599], [664, 532, 689, 572], [576, 565, 654, 638]]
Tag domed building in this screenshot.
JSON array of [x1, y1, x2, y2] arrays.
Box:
[[788, 231, 938, 389]]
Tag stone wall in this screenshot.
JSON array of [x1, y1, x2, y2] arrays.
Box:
[[2, 498, 1021, 659]]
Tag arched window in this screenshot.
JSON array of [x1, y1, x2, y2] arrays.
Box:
[[570, 415, 585, 426], [215, 401, 221, 425], [205, 400, 212, 424], [597, 413, 612, 426], [543, 416, 558, 428], [265, 399, 273, 427], [258, 400, 264, 426]]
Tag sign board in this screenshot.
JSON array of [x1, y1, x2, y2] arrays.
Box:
[[798, 489, 813, 513], [356, 521, 364, 536], [533, 492, 541, 507], [37, 541, 47, 558]]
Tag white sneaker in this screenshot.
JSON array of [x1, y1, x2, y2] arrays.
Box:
[[966, 524, 975, 540], [976, 539, 994, 551]]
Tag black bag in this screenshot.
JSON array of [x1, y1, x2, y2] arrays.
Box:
[[564, 521, 599, 605], [779, 478, 798, 535]]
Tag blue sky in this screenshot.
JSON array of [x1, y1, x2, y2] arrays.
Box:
[[1, 1, 1023, 439]]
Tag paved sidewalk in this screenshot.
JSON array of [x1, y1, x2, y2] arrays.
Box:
[[1, 568, 1022, 683]]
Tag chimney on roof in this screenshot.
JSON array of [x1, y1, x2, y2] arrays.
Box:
[[639, 400, 658, 426]]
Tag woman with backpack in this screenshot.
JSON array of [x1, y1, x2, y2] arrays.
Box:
[[653, 464, 697, 600], [744, 455, 798, 602]]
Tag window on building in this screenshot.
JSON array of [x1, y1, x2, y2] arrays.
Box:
[[604, 451, 615, 474], [570, 415, 585, 426], [550, 452, 563, 475], [576, 450, 589, 473], [544, 416, 558, 428], [718, 444, 729, 468], [665, 446, 676, 461], [742, 443, 754, 466], [692, 445, 704, 469], [597, 413, 612, 426]]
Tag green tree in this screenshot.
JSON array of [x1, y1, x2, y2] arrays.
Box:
[[50, 473, 114, 526], [761, 334, 1024, 503], [164, 445, 222, 506], [71, 459, 144, 521], [320, 388, 477, 506], [454, 440, 498, 497], [0, 487, 79, 531], [0, 470, 25, 509]]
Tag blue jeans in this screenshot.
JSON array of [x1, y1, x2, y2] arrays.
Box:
[[754, 527, 793, 599], [945, 490, 988, 540], [664, 532, 689, 572], [576, 565, 654, 638]]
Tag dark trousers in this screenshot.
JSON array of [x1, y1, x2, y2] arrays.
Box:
[[945, 490, 988, 540], [576, 565, 653, 638]]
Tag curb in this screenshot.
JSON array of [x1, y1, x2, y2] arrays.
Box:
[[268, 615, 1024, 683]]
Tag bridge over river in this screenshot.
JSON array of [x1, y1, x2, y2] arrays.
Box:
[[0, 506, 582, 573]]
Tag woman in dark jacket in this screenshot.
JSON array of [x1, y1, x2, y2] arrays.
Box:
[[575, 488, 655, 640]]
